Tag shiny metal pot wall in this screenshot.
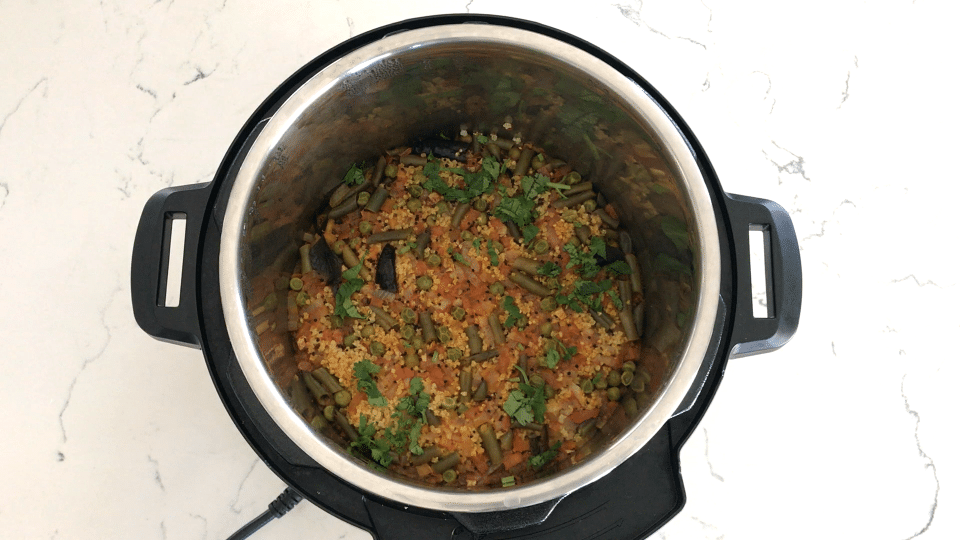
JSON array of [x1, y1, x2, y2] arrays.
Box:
[[218, 24, 720, 513]]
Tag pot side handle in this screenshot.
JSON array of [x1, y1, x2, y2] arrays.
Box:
[[723, 193, 802, 358], [131, 182, 213, 349]]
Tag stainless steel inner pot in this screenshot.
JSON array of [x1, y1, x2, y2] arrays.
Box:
[[219, 24, 720, 513]]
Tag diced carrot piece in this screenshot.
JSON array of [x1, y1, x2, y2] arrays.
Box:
[[502, 451, 526, 471], [568, 408, 599, 424]]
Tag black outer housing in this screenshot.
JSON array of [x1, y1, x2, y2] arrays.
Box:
[[132, 14, 801, 540]]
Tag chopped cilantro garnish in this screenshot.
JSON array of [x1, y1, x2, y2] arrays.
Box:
[[476, 134, 489, 144], [529, 441, 561, 468], [452, 252, 469, 265], [342, 163, 365, 186], [522, 224, 539, 245], [608, 288, 624, 310], [563, 241, 600, 278], [502, 295, 522, 328], [544, 349, 560, 369], [494, 193, 537, 228], [503, 373, 545, 426], [538, 261, 561, 278], [334, 260, 365, 319], [589, 236, 607, 259], [421, 156, 498, 203], [354, 359, 387, 407], [487, 239, 500, 266], [351, 414, 393, 467]]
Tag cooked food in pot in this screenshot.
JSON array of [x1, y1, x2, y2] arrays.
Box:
[[283, 133, 658, 489]]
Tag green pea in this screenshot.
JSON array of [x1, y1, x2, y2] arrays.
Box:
[[426, 215, 437, 226], [533, 239, 549, 254], [359, 221, 373, 234], [451, 306, 466, 321], [607, 370, 621, 387], [516, 314, 528, 329], [356, 191, 371, 206], [595, 376, 608, 390], [477, 214, 488, 226], [407, 184, 423, 197], [491, 240, 503, 252], [607, 387, 621, 401], [296, 291, 310, 307], [360, 325, 374, 338], [404, 350, 420, 368], [561, 209, 578, 223], [544, 277, 559, 290], [622, 360, 637, 372], [289, 277, 303, 291], [407, 199, 422, 212], [447, 348, 463, 362], [583, 199, 597, 212], [630, 377, 646, 393], [488, 281, 505, 296], [562, 172, 581, 185], [580, 379, 595, 393], [384, 163, 398, 178], [620, 369, 635, 387], [324, 405, 336, 421], [461, 230, 473, 241], [349, 237, 361, 250], [370, 341, 385, 356], [441, 396, 457, 409], [332, 240, 346, 254], [400, 325, 415, 341], [508, 146, 521, 160], [343, 334, 357, 348], [530, 374, 545, 388], [426, 254, 442, 267], [401, 307, 417, 324], [540, 297, 558, 312], [416, 276, 433, 290], [335, 390, 352, 407], [443, 469, 457, 483], [540, 322, 553, 337], [413, 172, 427, 184], [472, 198, 488, 212]]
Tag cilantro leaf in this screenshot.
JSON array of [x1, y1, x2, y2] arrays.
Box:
[[608, 288, 624, 311], [538, 262, 561, 278], [494, 195, 537, 228], [529, 441, 561, 468], [503, 296, 522, 328], [487, 239, 500, 266], [504, 381, 545, 426], [589, 236, 607, 259], [342, 163, 365, 186], [351, 414, 394, 467], [522, 224, 539, 245], [544, 349, 560, 369], [335, 261, 365, 319], [354, 359, 388, 407], [564, 241, 600, 278]]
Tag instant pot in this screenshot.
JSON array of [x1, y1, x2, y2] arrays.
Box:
[[132, 15, 801, 539]]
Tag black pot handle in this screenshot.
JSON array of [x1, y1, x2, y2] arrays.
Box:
[[723, 193, 802, 357], [131, 182, 213, 348]]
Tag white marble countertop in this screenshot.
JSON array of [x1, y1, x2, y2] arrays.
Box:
[[2, 1, 957, 538]]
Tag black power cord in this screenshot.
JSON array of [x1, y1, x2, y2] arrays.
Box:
[[226, 487, 303, 540]]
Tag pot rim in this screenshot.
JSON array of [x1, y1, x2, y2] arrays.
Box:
[[219, 23, 721, 513]]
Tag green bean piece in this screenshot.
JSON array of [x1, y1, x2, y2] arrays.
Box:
[[580, 379, 595, 393], [504, 220, 522, 240], [370, 341, 386, 356], [360, 325, 374, 338], [451, 201, 470, 228], [607, 387, 622, 401], [619, 308, 640, 341], [343, 334, 357, 348], [552, 190, 595, 209], [329, 197, 359, 219], [458, 368, 472, 397], [303, 372, 329, 402], [513, 147, 534, 177], [466, 325, 483, 355], [410, 445, 442, 466], [589, 309, 615, 330], [400, 154, 427, 166], [449, 347, 464, 363], [625, 253, 642, 294], [437, 325, 452, 344], [364, 186, 390, 212], [413, 232, 430, 259], [356, 191, 371, 206], [407, 199, 422, 212], [507, 145, 521, 160], [371, 156, 386, 186], [358, 221, 373, 234], [290, 377, 313, 417], [583, 199, 597, 212], [419, 311, 437, 343], [574, 226, 592, 246], [518, 354, 528, 378], [416, 276, 433, 290], [488, 281, 505, 296], [564, 181, 594, 196], [451, 306, 466, 321], [508, 271, 552, 297], [425, 409, 441, 427], [607, 370, 622, 387], [312, 367, 343, 394], [488, 313, 506, 345], [404, 350, 420, 368], [323, 405, 336, 422], [334, 411, 359, 442], [540, 297, 558, 312], [367, 227, 413, 243], [509, 257, 540, 276], [594, 207, 620, 229], [384, 163, 399, 179], [464, 349, 500, 363], [432, 452, 460, 474], [620, 369, 635, 387], [577, 417, 597, 438], [484, 142, 502, 159], [340, 245, 371, 281], [440, 396, 457, 410], [618, 280, 632, 308], [472, 379, 488, 401], [442, 469, 458, 483], [400, 324, 415, 341], [335, 389, 352, 407], [478, 423, 502, 467], [299, 244, 312, 274], [562, 171, 582, 185], [370, 306, 399, 330], [533, 239, 549, 254]]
